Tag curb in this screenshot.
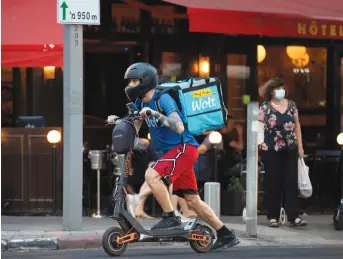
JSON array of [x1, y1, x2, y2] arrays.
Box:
[[1, 237, 189, 252]]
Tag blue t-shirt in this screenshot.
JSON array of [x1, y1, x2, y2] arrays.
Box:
[[135, 90, 199, 154]]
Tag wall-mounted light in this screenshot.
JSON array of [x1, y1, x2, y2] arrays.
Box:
[[291, 53, 310, 68], [44, 66, 56, 80], [286, 46, 307, 60], [257, 45, 266, 63], [199, 56, 210, 77]]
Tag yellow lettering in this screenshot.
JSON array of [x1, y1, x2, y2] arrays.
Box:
[[321, 24, 328, 36], [309, 21, 318, 36], [192, 89, 212, 98], [330, 25, 337, 36], [339, 25, 343, 37], [297, 23, 307, 35]]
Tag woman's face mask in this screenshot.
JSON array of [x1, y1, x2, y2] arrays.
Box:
[[274, 89, 285, 100]]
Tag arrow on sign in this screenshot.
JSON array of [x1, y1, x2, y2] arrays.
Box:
[[60, 1, 69, 20]]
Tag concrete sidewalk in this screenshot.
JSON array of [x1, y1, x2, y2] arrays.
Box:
[[1, 215, 342, 251]]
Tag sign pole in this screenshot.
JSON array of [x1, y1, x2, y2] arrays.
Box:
[[58, 0, 100, 231], [246, 101, 259, 237], [62, 24, 83, 230]]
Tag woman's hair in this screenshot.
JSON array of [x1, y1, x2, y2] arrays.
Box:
[[258, 77, 285, 101]]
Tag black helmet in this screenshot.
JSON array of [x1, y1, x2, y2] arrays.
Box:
[[124, 63, 158, 101]]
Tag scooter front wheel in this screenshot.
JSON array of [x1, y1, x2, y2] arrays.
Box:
[[189, 224, 214, 253], [102, 227, 128, 256]]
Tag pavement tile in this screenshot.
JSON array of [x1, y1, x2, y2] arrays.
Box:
[[70, 231, 98, 237], [19, 231, 44, 237], [43, 231, 70, 238]]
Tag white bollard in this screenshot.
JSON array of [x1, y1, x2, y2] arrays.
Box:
[[204, 182, 221, 217]]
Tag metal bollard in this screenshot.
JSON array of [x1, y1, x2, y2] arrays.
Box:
[[204, 182, 221, 217], [89, 150, 106, 218]]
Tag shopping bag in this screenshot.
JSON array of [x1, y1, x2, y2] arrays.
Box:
[[298, 158, 313, 198]]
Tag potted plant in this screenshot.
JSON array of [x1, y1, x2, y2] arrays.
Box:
[[221, 176, 245, 215]]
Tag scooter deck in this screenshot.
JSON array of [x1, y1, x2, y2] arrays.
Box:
[[142, 221, 197, 237], [137, 221, 195, 237]]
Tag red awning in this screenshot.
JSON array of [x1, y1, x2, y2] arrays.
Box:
[[164, 0, 343, 39], [1, 0, 63, 67]]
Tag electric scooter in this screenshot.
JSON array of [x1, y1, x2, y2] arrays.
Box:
[[333, 149, 343, 231], [102, 104, 214, 257]]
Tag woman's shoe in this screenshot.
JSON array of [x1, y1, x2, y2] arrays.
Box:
[[290, 217, 307, 227], [269, 219, 279, 227]]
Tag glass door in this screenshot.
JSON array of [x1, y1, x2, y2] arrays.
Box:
[[222, 44, 256, 125], [226, 53, 250, 124]]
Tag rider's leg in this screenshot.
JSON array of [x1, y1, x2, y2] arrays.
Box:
[[178, 197, 197, 218], [183, 194, 223, 230], [145, 167, 174, 212], [183, 193, 239, 250], [170, 184, 180, 210], [175, 172, 239, 250]]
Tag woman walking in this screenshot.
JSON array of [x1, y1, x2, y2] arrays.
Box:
[[258, 78, 307, 228]]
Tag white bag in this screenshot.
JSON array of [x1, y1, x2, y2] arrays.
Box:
[[298, 158, 313, 198]]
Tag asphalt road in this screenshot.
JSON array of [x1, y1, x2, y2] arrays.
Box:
[[2, 246, 343, 259]]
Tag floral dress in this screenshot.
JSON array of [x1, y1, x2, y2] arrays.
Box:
[[258, 100, 298, 152]]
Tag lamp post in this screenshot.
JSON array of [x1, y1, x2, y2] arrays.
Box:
[[209, 131, 222, 182], [204, 131, 222, 217], [334, 133, 343, 231], [47, 130, 61, 215]]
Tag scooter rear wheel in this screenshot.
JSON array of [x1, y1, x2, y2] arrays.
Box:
[[189, 224, 214, 253], [102, 227, 128, 256]]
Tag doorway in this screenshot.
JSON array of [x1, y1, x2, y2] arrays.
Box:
[[84, 52, 130, 122]]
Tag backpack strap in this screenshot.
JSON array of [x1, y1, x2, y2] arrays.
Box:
[[154, 86, 182, 115], [154, 88, 184, 143], [154, 87, 170, 115]]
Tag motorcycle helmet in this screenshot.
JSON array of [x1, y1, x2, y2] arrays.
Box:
[[124, 63, 158, 101]]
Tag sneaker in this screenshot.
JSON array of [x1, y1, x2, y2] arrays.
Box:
[[211, 231, 240, 251], [151, 213, 182, 230]]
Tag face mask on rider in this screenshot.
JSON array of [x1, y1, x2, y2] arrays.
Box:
[[274, 89, 285, 100]]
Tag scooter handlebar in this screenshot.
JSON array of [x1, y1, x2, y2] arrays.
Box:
[[146, 110, 152, 116]]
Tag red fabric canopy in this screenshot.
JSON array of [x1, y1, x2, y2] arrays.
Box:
[[164, 0, 343, 39], [1, 0, 63, 67]]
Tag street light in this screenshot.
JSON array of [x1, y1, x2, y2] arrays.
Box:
[[337, 133, 343, 146], [47, 130, 61, 214], [209, 131, 222, 182], [334, 132, 343, 231], [47, 130, 61, 144]]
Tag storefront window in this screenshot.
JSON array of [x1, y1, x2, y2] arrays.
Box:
[[1, 68, 14, 127], [340, 57, 343, 130], [258, 46, 327, 110], [160, 52, 182, 81]]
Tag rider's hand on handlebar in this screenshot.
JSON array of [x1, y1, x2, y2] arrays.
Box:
[[106, 115, 119, 124], [139, 107, 155, 119]]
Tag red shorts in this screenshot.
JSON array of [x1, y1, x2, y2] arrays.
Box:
[[152, 144, 199, 197]]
